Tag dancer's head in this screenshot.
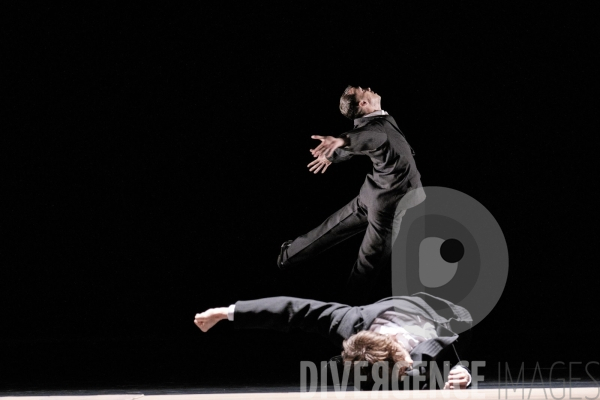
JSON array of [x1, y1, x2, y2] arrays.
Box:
[[342, 331, 413, 387], [339, 86, 382, 120]]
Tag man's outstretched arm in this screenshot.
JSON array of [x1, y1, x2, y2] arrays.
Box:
[[310, 126, 387, 159], [194, 296, 356, 347]]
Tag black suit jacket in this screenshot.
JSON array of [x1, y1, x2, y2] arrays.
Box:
[[233, 292, 472, 389], [327, 114, 422, 210]]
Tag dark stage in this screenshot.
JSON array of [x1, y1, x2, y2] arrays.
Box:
[[2, 2, 597, 397]]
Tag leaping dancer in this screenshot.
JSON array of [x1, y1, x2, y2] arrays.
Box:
[[277, 86, 425, 303]]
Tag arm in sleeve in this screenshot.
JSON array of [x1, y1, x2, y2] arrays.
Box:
[[340, 126, 388, 154], [326, 147, 354, 163], [233, 296, 354, 346]]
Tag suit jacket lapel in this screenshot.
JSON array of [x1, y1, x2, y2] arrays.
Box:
[[409, 335, 458, 362]]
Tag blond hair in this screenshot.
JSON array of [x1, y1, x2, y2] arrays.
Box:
[[341, 331, 412, 386]]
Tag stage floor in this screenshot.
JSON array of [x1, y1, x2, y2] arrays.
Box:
[[1, 382, 599, 400]]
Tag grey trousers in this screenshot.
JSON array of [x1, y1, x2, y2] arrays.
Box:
[[280, 195, 407, 295]]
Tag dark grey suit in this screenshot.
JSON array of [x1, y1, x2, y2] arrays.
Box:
[[280, 114, 424, 302], [233, 292, 472, 390]]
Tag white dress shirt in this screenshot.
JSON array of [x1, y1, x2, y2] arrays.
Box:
[[369, 310, 438, 353], [227, 304, 235, 321], [369, 310, 471, 386]]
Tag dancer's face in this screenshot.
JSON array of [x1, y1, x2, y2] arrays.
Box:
[[346, 86, 381, 104]]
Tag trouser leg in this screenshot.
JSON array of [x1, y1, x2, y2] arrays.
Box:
[[346, 205, 407, 301], [392, 205, 407, 245], [280, 196, 368, 269]]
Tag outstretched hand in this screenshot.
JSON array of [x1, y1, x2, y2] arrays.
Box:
[[194, 307, 228, 332], [444, 368, 470, 390], [308, 155, 332, 174], [310, 135, 346, 158]]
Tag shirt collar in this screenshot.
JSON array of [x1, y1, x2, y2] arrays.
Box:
[[353, 110, 388, 126], [363, 110, 388, 118]]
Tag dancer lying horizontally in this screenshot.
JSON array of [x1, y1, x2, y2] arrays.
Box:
[[194, 292, 473, 390]]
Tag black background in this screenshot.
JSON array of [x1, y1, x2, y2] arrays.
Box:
[[2, 3, 597, 390]]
